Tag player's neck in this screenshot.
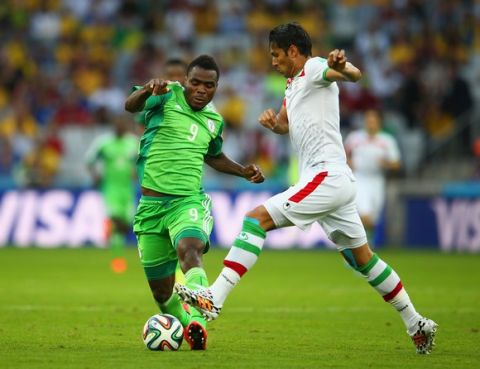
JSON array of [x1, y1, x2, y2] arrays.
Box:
[[291, 56, 310, 78]]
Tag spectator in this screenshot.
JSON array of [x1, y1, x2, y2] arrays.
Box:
[[51, 89, 93, 126], [0, 0, 476, 189]]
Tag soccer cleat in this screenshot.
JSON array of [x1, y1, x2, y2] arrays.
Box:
[[174, 283, 222, 321], [184, 321, 207, 350], [408, 317, 438, 354]]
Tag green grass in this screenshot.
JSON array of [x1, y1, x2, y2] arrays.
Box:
[[0, 247, 479, 369]]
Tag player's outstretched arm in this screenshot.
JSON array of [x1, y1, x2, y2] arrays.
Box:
[[325, 49, 362, 83], [125, 79, 169, 113], [87, 164, 101, 188], [258, 105, 289, 134], [204, 153, 265, 183]]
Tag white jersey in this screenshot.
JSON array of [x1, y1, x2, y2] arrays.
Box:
[[264, 57, 367, 249], [344, 129, 400, 179], [284, 57, 348, 176]]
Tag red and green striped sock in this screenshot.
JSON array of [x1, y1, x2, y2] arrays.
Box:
[[359, 254, 421, 329], [210, 217, 266, 305]]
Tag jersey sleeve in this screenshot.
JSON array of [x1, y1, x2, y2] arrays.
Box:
[[207, 121, 224, 156], [305, 57, 332, 86], [130, 85, 169, 111]]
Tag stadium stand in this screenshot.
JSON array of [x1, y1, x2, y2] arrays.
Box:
[[0, 0, 477, 190]]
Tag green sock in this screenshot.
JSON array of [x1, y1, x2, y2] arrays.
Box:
[[110, 231, 125, 258], [158, 293, 191, 327], [175, 261, 186, 284], [185, 267, 209, 328]]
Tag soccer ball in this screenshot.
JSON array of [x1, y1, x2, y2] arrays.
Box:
[[142, 314, 184, 351]]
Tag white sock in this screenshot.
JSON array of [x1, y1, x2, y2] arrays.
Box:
[[210, 267, 241, 306], [390, 289, 422, 332]]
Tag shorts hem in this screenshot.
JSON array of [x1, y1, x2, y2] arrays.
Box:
[[174, 228, 210, 253], [334, 236, 368, 251], [143, 259, 177, 280]]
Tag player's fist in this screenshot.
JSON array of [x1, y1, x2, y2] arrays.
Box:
[[243, 164, 265, 183], [327, 49, 347, 72], [144, 79, 169, 96], [258, 109, 278, 130]]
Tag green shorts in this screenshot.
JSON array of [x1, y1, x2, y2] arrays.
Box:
[[103, 191, 135, 223], [133, 193, 213, 280]]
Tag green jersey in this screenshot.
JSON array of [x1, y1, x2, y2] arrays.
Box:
[[86, 132, 138, 196], [134, 82, 224, 195]]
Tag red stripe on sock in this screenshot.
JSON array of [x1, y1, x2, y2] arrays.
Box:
[[288, 171, 328, 203], [382, 281, 403, 301], [224, 260, 247, 277]]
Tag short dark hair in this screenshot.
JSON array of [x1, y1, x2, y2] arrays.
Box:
[[164, 58, 187, 69], [269, 23, 312, 57], [187, 55, 220, 80]]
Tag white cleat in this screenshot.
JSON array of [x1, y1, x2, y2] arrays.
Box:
[[408, 317, 438, 354], [174, 283, 222, 321]]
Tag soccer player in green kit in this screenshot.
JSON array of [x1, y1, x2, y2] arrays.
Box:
[[86, 115, 138, 273], [134, 58, 190, 284], [125, 55, 264, 350]]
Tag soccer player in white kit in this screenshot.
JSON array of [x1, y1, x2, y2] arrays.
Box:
[[344, 109, 401, 245], [176, 23, 437, 354]]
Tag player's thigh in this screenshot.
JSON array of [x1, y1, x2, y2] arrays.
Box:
[[264, 171, 354, 230], [319, 200, 367, 250], [133, 196, 170, 236], [355, 180, 375, 217], [166, 193, 213, 252], [134, 197, 177, 280], [137, 233, 178, 280], [370, 185, 385, 224]]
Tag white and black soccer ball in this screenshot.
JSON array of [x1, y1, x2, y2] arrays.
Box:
[[142, 314, 184, 351]]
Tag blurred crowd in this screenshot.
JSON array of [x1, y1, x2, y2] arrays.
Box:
[[0, 0, 477, 189]]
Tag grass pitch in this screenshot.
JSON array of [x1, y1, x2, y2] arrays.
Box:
[[0, 247, 479, 369]]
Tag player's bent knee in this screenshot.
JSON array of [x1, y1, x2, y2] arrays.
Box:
[[340, 245, 373, 270], [177, 239, 206, 260], [176, 236, 207, 271], [245, 206, 275, 231]]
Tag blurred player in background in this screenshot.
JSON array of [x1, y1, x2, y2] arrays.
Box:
[[164, 58, 188, 85], [176, 23, 437, 354], [125, 55, 264, 350], [344, 109, 401, 246], [86, 115, 138, 273], [134, 58, 188, 127]]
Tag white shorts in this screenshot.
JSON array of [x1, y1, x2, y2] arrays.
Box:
[[264, 169, 367, 251], [355, 176, 384, 223]]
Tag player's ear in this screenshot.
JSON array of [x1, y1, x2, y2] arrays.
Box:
[[287, 45, 298, 58]]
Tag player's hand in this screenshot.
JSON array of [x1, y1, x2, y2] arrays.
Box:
[[327, 49, 347, 72], [258, 109, 278, 131], [243, 164, 265, 183], [144, 79, 169, 96]]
